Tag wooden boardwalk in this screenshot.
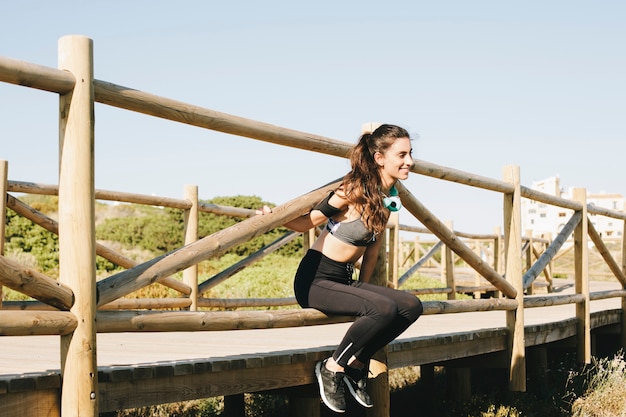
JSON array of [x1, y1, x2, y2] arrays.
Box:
[[0, 279, 623, 414], [1, 296, 617, 375]]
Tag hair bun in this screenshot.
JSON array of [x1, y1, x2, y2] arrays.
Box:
[[361, 122, 382, 135]]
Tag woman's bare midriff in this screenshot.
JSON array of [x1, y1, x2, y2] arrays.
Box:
[[310, 229, 367, 264]]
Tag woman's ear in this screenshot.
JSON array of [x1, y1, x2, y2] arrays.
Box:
[[374, 151, 385, 167]]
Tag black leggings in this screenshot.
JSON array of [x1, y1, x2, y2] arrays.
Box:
[[294, 250, 423, 368]]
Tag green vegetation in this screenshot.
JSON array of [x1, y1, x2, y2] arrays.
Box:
[[4, 199, 59, 275]]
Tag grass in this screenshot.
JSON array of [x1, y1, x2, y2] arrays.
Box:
[[570, 352, 626, 416]]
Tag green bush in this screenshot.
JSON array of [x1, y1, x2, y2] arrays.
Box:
[[4, 205, 59, 275], [95, 195, 301, 258]]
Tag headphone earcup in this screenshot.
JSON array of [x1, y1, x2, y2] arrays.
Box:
[[384, 196, 401, 212]]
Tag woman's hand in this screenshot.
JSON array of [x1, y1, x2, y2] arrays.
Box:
[[255, 205, 272, 215]]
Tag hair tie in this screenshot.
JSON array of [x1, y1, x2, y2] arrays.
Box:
[[361, 122, 382, 135]]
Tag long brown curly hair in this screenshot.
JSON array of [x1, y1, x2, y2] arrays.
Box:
[[340, 124, 411, 234]]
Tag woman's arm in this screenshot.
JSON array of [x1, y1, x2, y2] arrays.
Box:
[[258, 191, 349, 233], [357, 237, 383, 284], [283, 210, 328, 232]]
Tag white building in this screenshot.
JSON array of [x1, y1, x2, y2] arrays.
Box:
[[521, 176, 624, 239]]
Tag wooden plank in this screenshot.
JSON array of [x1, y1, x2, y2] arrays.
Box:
[[0, 389, 60, 417], [388, 329, 509, 369], [98, 362, 315, 413]]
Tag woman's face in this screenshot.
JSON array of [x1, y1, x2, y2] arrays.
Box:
[[375, 137, 413, 186]]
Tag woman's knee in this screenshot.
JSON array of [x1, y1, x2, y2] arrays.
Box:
[[409, 296, 424, 321], [398, 294, 423, 322], [368, 298, 398, 323]]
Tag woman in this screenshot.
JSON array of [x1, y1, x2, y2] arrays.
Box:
[[262, 124, 423, 413]]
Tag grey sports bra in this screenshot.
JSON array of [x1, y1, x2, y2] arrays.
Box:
[[326, 217, 376, 247]]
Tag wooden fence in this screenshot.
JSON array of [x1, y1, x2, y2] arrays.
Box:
[[1, 35, 626, 417]]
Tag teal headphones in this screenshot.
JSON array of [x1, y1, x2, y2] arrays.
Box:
[[383, 185, 402, 212]]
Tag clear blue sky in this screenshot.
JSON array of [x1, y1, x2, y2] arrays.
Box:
[[1, 1, 624, 233]]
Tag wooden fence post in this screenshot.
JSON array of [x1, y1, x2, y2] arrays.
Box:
[[542, 232, 554, 292], [472, 240, 481, 299], [303, 228, 316, 252], [503, 165, 525, 391], [413, 235, 420, 264], [58, 35, 97, 417], [366, 230, 390, 417], [525, 230, 534, 295], [573, 188, 591, 363], [492, 226, 502, 298], [443, 221, 456, 300], [0, 160, 7, 310], [183, 184, 199, 310]]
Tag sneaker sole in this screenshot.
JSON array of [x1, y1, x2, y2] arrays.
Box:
[[315, 361, 346, 414], [343, 376, 374, 408]]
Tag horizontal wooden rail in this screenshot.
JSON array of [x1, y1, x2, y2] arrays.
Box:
[[198, 286, 473, 308], [523, 293, 586, 308], [1, 298, 195, 311], [0, 255, 73, 310], [586, 204, 626, 220], [98, 298, 193, 310], [0, 55, 75, 94], [2, 291, 623, 336], [590, 289, 626, 301], [0, 310, 77, 335], [422, 298, 517, 314], [93, 79, 353, 158], [95, 309, 351, 333], [8, 180, 256, 217], [0, 301, 58, 311], [400, 223, 550, 245], [198, 297, 297, 309]]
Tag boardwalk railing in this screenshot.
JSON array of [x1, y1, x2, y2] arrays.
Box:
[[1, 35, 626, 417]]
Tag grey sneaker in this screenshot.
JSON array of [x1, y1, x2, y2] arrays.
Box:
[[344, 365, 373, 408], [315, 359, 346, 413]]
